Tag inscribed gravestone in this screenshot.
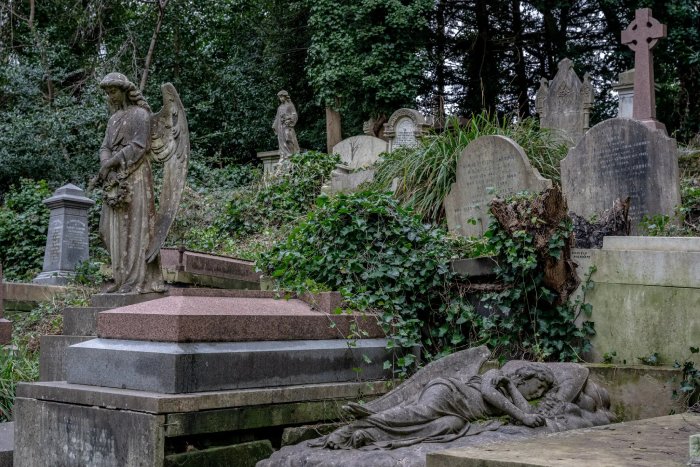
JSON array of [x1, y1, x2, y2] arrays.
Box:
[[561, 118, 680, 233], [444, 135, 552, 237], [535, 58, 593, 145], [383, 108, 433, 152], [34, 184, 94, 285], [328, 135, 388, 193]]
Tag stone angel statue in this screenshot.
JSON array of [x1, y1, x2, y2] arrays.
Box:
[[91, 72, 189, 294]]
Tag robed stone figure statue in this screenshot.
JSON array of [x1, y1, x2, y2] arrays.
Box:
[[272, 90, 300, 161], [92, 73, 189, 294]]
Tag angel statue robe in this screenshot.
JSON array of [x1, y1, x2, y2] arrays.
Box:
[[99, 104, 164, 294]]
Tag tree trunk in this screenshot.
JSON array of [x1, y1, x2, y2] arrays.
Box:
[[140, 0, 169, 91], [325, 105, 342, 153]]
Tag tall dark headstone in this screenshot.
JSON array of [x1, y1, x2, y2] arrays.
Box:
[[34, 184, 94, 285], [561, 118, 680, 232]]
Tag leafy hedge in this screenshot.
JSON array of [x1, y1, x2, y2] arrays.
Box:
[[0, 179, 51, 280], [258, 191, 456, 372]]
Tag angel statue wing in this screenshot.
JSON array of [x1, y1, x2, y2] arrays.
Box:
[[145, 83, 190, 263], [347, 345, 491, 416]]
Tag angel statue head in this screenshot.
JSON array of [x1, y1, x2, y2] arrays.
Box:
[[93, 73, 189, 294], [99, 72, 151, 114]]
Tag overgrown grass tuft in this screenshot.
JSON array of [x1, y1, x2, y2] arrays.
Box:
[[371, 113, 568, 223]]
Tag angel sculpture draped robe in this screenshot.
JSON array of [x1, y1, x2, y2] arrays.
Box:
[[98, 103, 164, 294]]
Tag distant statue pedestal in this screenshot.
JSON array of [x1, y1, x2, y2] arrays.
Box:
[[256, 150, 281, 177], [33, 184, 94, 286]]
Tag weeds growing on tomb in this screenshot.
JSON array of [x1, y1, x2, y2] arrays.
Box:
[[371, 112, 568, 223], [259, 190, 595, 375]]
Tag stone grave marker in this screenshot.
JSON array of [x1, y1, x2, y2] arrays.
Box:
[[34, 184, 94, 285], [326, 135, 388, 193], [560, 118, 680, 232], [444, 135, 552, 237], [535, 58, 593, 145], [383, 108, 433, 152], [621, 8, 667, 132], [613, 69, 634, 118]]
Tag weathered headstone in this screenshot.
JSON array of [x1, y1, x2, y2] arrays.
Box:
[[444, 135, 552, 237], [560, 118, 680, 232], [0, 263, 11, 344], [621, 8, 667, 132], [326, 135, 388, 193], [33, 184, 94, 285], [383, 108, 433, 152], [613, 69, 635, 118], [535, 58, 593, 145]]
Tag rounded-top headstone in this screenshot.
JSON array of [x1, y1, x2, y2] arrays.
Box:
[[560, 118, 680, 232], [444, 135, 552, 237], [332, 135, 387, 169]]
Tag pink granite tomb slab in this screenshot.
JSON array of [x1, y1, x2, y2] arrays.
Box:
[[97, 295, 384, 342]]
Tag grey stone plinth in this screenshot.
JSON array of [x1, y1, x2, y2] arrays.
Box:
[[14, 397, 165, 467], [426, 414, 698, 467], [66, 338, 393, 393], [33, 184, 94, 285], [39, 335, 95, 381], [602, 235, 700, 252], [256, 150, 281, 176], [0, 423, 12, 467], [17, 380, 390, 414], [14, 380, 389, 467], [62, 307, 109, 335]]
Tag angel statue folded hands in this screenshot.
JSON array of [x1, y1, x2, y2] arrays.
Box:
[[92, 73, 189, 294]]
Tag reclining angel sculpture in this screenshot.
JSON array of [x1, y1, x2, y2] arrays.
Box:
[[312, 346, 615, 450], [91, 72, 189, 294]]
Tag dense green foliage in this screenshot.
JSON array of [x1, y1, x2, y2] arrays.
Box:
[[0, 179, 50, 280], [2, 1, 699, 195], [259, 190, 594, 371], [306, 0, 432, 129], [222, 152, 339, 236], [372, 114, 568, 222], [167, 152, 337, 259], [479, 205, 595, 362], [258, 191, 455, 373], [0, 348, 38, 421]]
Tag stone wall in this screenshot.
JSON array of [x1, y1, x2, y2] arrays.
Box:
[[574, 236, 699, 366]]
